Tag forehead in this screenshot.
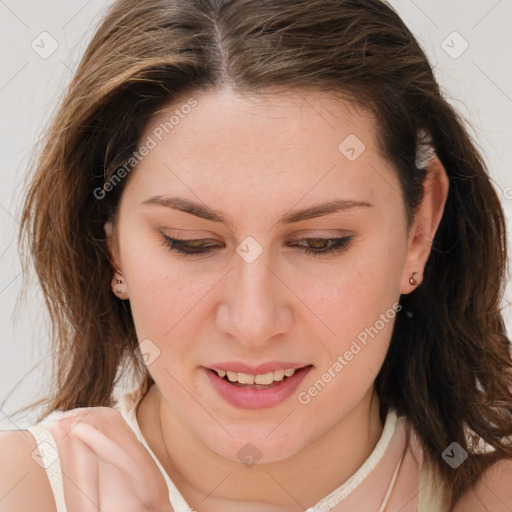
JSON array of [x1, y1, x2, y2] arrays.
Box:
[[144, 88, 379, 157], [122, 88, 399, 220]]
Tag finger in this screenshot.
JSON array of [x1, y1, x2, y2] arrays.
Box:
[[69, 408, 144, 459], [71, 422, 141, 479]]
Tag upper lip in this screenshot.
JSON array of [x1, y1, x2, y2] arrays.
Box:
[[206, 362, 311, 374]]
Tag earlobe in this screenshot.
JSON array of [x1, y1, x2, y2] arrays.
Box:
[[112, 271, 129, 300], [401, 155, 450, 294]]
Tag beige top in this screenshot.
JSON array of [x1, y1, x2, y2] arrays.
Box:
[[27, 385, 448, 511]]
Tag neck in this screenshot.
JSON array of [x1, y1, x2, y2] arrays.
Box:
[[138, 385, 383, 512]]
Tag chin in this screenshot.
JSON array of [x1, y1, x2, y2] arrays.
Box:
[[202, 420, 320, 465]]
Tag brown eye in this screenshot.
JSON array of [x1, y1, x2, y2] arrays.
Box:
[[161, 236, 220, 256], [288, 236, 354, 256]]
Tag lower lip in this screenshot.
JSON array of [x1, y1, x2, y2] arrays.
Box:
[[203, 366, 312, 410]]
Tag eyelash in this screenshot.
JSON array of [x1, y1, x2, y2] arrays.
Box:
[[161, 235, 354, 257]]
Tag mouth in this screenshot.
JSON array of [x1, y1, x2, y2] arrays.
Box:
[[203, 363, 313, 409]]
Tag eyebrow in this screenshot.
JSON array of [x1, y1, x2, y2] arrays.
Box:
[[141, 196, 373, 228]]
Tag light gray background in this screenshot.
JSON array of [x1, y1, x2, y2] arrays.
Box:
[[1, 0, 511, 429]]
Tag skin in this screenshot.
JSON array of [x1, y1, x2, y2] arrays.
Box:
[[105, 87, 449, 511]]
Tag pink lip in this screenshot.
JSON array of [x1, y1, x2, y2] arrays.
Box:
[[203, 365, 312, 410], [208, 361, 308, 374]]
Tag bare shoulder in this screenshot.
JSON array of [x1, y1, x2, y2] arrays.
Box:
[[452, 457, 512, 512], [0, 430, 57, 512]]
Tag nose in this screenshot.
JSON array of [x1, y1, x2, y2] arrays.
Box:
[[215, 246, 293, 347]]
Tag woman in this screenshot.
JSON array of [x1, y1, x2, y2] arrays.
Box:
[[1, 0, 511, 510]]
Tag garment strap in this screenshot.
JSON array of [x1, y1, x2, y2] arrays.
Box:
[[377, 448, 405, 512], [27, 425, 68, 512]]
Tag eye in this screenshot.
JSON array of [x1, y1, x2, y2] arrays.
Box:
[[160, 234, 354, 257], [289, 235, 354, 256], [161, 236, 219, 256]]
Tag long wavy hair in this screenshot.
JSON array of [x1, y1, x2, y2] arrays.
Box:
[[12, 0, 512, 508]]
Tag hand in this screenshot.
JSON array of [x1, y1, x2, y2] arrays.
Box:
[[44, 406, 174, 512]]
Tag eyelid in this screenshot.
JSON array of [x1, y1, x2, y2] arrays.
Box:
[[290, 229, 353, 238], [158, 227, 219, 237]]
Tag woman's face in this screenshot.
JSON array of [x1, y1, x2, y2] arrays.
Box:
[[107, 88, 431, 463]]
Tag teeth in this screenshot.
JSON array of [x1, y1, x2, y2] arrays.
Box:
[[254, 372, 274, 385], [237, 372, 255, 385], [215, 367, 297, 384], [273, 369, 285, 381]]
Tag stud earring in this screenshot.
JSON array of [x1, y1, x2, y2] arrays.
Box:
[[409, 272, 418, 286], [112, 269, 127, 297]]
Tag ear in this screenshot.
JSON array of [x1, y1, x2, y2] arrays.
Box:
[[104, 220, 122, 275], [400, 155, 449, 294]]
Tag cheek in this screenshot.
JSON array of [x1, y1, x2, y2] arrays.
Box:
[[128, 270, 203, 341], [118, 233, 191, 337], [291, 233, 404, 336]]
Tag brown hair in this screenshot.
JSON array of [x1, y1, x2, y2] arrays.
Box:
[[13, 0, 512, 507]]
